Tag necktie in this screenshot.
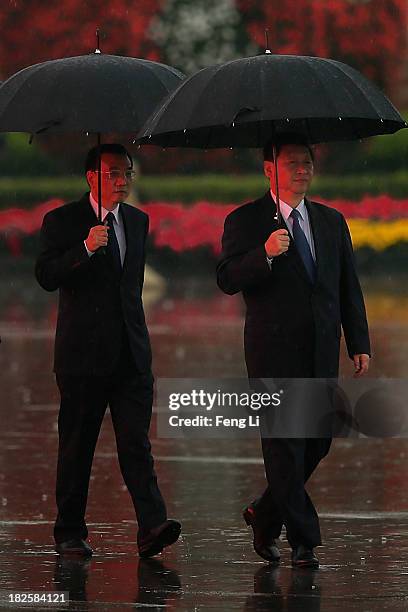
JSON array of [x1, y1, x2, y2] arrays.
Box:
[[290, 208, 316, 283], [106, 212, 122, 272]]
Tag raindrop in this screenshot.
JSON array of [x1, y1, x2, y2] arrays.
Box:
[[176, 346, 186, 359], [20, 387, 31, 404], [163, 299, 174, 311], [11, 362, 19, 374]]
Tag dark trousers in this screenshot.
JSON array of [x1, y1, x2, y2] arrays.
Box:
[[253, 437, 332, 549], [53, 337, 166, 544], [247, 338, 331, 550]]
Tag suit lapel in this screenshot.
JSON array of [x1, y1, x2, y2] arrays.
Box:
[[120, 204, 141, 280], [120, 205, 130, 277], [78, 193, 99, 229], [261, 192, 313, 285], [305, 198, 331, 285]]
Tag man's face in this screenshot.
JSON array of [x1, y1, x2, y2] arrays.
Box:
[[86, 152, 133, 211], [264, 144, 314, 202]]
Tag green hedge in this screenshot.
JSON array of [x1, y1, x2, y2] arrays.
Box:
[[0, 171, 407, 208], [0, 176, 86, 206], [363, 122, 408, 172], [139, 172, 408, 203]]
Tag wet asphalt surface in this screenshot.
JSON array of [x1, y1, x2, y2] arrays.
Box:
[[0, 264, 407, 610]]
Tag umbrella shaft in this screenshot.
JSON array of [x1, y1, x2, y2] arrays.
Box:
[[97, 133, 102, 222], [273, 143, 281, 225]]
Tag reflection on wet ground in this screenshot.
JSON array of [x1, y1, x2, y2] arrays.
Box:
[[0, 262, 407, 610]]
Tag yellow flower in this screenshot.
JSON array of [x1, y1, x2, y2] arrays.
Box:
[[348, 219, 408, 251]]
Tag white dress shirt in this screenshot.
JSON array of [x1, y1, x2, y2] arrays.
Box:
[[85, 193, 127, 266], [271, 191, 316, 261]]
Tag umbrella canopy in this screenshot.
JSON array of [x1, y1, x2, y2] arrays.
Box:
[[0, 52, 184, 221], [137, 53, 407, 148], [0, 53, 184, 135]]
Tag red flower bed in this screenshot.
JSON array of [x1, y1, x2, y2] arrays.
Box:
[[314, 195, 408, 220], [0, 195, 407, 255]]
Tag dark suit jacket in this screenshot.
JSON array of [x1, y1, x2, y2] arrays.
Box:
[[35, 193, 152, 376], [216, 191, 370, 378]]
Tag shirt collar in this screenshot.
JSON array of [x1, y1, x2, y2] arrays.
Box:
[[89, 192, 121, 223], [270, 190, 306, 222]]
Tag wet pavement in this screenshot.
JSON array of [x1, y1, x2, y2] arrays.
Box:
[[0, 261, 407, 610]]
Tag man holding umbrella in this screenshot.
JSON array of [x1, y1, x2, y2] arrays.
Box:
[[217, 136, 371, 567], [35, 143, 181, 558], [136, 47, 404, 567]]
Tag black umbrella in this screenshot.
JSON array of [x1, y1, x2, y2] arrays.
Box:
[[0, 48, 184, 219], [137, 52, 406, 221], [138, 53, 406, 147]]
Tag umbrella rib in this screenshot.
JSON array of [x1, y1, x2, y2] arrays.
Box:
[[328, 60, 391, 121], [0, 62, 50, 130], [140, 69, 196, 140], [190, 58, 250, 141], [304, 58, 343, 119], [301, 58, 362, 141]]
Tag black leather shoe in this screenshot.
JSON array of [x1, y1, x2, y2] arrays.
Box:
[[291, 545, 319, 568], [55, 539, 93, 557], [138, 519, 181, 558], [243, 505, 280, 564]]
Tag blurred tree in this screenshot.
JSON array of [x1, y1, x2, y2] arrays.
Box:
[[149, 0, 256, 74], [238, 0, 407, 96], [0, 0, 161, 78], [0, 133, 63, 176]]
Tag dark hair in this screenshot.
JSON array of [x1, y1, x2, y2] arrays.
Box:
[[85, 144, 133, 173], [263, 136, 314, 162]]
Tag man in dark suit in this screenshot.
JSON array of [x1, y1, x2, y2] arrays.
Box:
[[217, 138, 370, 567], [35, 144, 180, 558]]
